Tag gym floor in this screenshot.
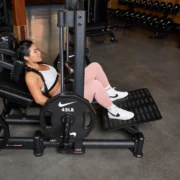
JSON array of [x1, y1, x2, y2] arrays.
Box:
[[0, 4, 180, 180]]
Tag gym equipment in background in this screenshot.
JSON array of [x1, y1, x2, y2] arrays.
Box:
[[108, 8, 175, 39], [0, 0, 12, 32], [70, 0, 118, 43]]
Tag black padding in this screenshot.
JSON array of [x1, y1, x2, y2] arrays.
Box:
[[86, 22, 107, 31], [0, 69, 34, 107], [0, 49, 16, 57], [11, 60, 24, 82], [101, 88, 162, 130]]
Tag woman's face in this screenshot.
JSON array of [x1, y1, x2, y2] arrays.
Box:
[[25, 44, 42, 62]]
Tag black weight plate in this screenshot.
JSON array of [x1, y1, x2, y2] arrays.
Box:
[[40, 92, 96, 141]]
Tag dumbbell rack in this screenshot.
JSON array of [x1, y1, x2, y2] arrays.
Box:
[[108, 0, 180, 39]]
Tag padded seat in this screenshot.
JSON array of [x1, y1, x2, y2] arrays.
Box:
[[0, 69, 34, 107], [86, 22, 108, 31]]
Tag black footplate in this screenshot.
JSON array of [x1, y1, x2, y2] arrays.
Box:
[[101, 88, 162, 130]]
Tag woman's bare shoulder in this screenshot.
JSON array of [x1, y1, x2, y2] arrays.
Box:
[[25, 71, 39, 82]]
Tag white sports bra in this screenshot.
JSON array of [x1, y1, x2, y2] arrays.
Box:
[[39, 64, 58, 92]]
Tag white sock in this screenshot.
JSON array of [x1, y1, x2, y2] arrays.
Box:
[[107, 104, 117, 115], [105, 85, 116, 96]]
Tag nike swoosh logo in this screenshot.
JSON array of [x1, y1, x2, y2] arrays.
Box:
[[108, 111, 120, 117], [70, 132, 77, 137], [109, 94, 118, 98], [58, 101, 76, 107]]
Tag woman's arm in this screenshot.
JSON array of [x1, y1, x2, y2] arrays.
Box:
[[25, 72, 49, 106]]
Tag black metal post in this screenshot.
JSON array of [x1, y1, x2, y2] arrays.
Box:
[[5, 116, 40, 125], [69, 0, 78, 10], [62, 117, 71, 147], [33, 131, 44, 157], [65, 0, 69, 9], [3, 138, 135, 150], [132, 132, 144, 158], [3, 0, 8, 25], [57, 10, 65, 93], [77, 0, 85, 10], [65, 11, 69, 63], [83, 139, 135, 148], [74, 11, 86, 96]]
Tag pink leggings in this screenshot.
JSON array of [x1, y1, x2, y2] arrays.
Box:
[[53, 62, 112, 108]]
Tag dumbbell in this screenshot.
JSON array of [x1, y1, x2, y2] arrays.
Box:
[[152, 0, 160, 11], [107, 8, 116, 16], [130, 0, 136, 6], [176, 25, 180, 31], [123, 0, 128, 4], [154, 17, 167, 28], [136, 0, 142, 7], [161, 18, 174, 30], [166, 2, 173, 14], [121, 10, 131, 19], [138, 13, 148, 23], [124, 0, 129, 5], [147, 0, 154, 10], [160, 2, 167, 12], [141, 0, 148, 8], [120, 10, 126, 17], [127, 11, 136, 20], [114, 9, 122, 17], [131, 12, 140, 21], [141, 13, 150, 23], [172, 4, 180, 14], [128, 12, 136, 21], [143, 14, 153, 24], [123, 11, 132, 20], [121, 0, 126, 4], [121, 10, 128, 18], [149, 16, 159, 26], [133, 12, 141, 22], [118, 0, 124, 4]]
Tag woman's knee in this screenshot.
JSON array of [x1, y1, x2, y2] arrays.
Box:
[[89, 62, 102, 70], [84, 80, 100, 102]]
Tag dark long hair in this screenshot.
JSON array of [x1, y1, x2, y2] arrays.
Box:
[[16, 40, 33, 61]]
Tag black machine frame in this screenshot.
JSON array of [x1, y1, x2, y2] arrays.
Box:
[[0, 1, 162, 157], [1, 101, 144, 157]]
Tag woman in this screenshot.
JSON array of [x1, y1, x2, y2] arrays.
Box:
[[17, 40, 134, 120]]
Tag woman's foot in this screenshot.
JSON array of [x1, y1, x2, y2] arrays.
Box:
[[107, 104, 134, 120], [110, 90, 128, 102], [105, 86, 128, 101]]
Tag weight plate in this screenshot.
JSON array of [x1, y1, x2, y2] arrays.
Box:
[[40, 93, 96, 141]]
